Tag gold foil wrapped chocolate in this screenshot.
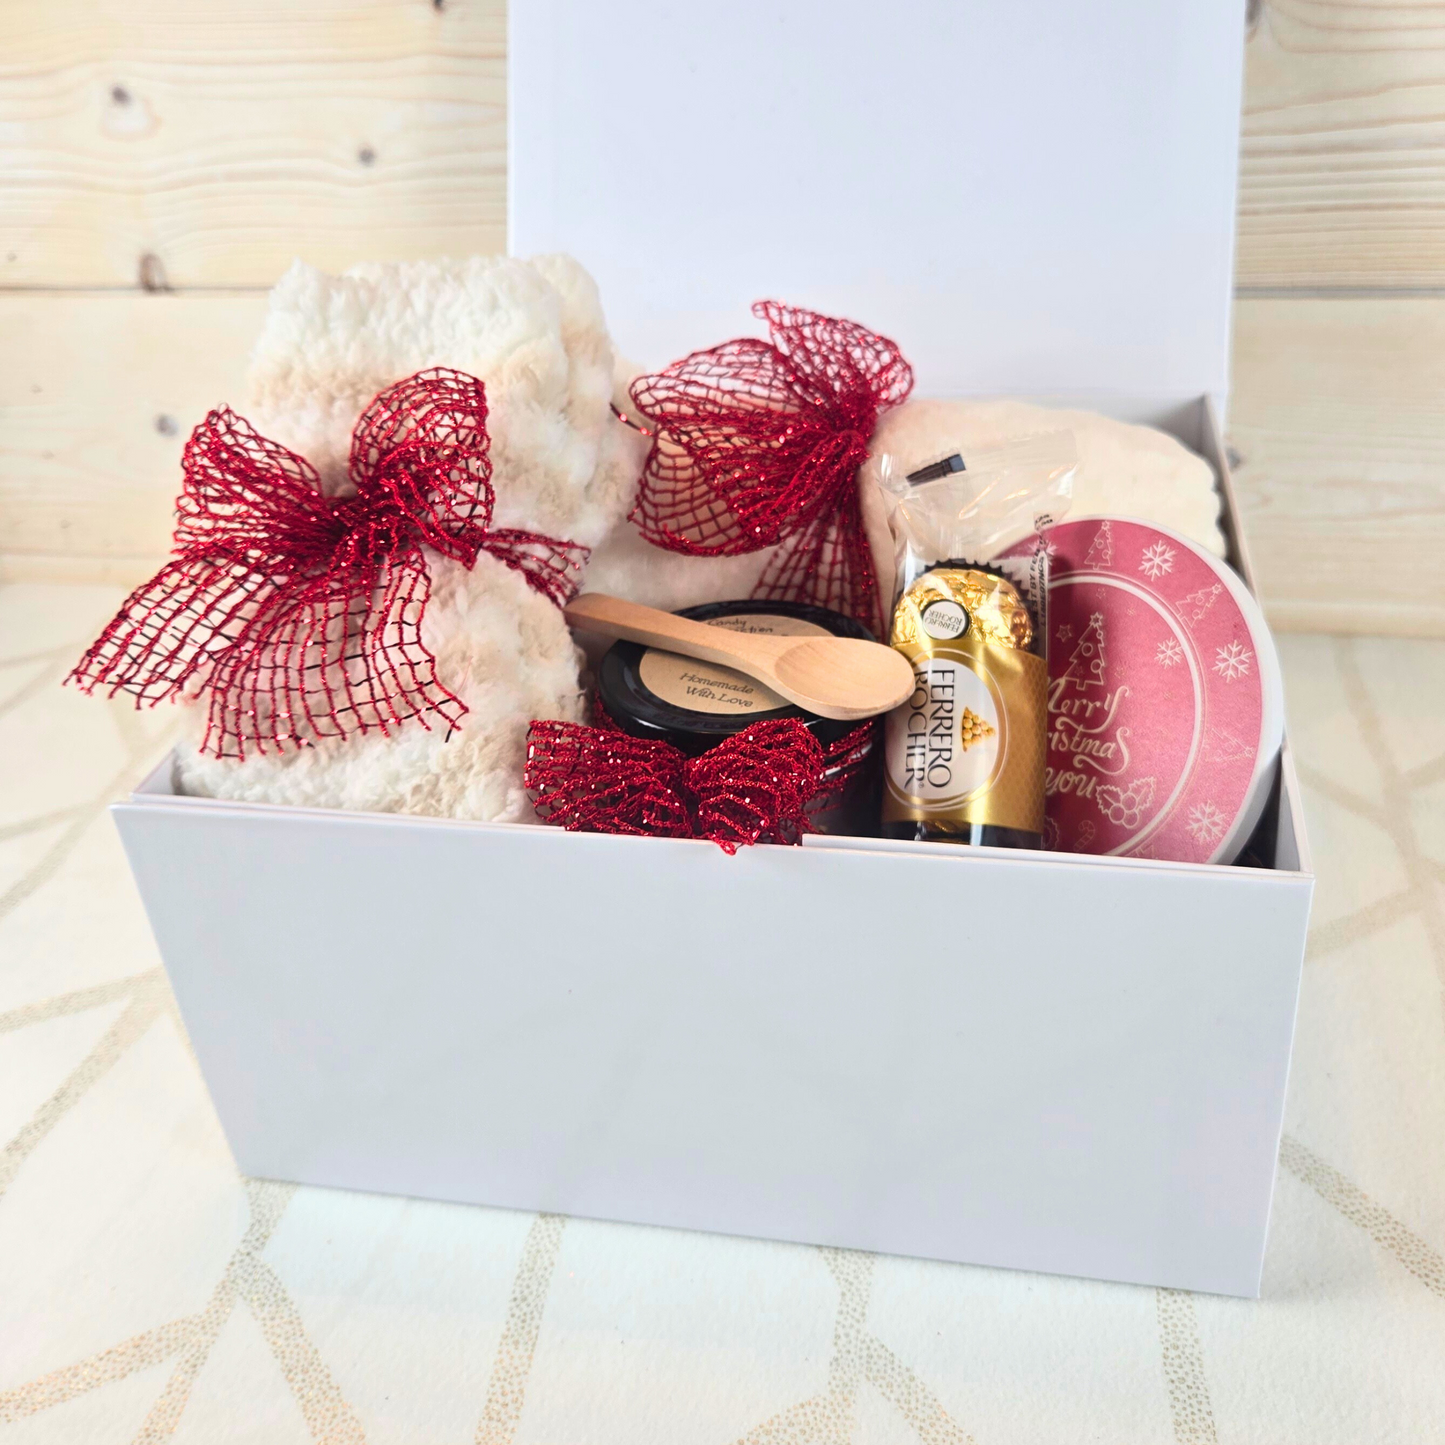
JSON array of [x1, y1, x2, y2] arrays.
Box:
[[882, 567, 1047, 845]]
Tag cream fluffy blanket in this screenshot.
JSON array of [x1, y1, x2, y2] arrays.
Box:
[[176, 256, 647, 822]]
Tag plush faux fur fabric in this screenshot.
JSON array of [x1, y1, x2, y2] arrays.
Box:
[[861, 398, 1226, 572], [175, 255, 647, 822]]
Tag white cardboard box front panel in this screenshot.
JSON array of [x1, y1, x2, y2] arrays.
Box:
[[110, 0, 1314, 1297], [119, 755, 1309, 1298]]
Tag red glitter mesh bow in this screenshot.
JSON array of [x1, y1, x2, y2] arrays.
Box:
[[525, 715, 829, 853], [628, 301, 913, 635], [69, 368, 589, 760], [524, 711, 875, 853]]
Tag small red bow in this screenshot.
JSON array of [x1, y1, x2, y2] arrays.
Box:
[[628, 302, 913, 636], [69, 368, 589, 760], [525, 714, 833, 853]]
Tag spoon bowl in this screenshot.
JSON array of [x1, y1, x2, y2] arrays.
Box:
[[769, 636, 915, 719]]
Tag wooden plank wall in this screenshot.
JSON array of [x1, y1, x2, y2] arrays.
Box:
[[1, 0, 1441, 633], [1232, 0, 1445, 635]]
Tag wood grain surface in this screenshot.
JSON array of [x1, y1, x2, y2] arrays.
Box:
[[0, 0, 1441, 634], [0, 0, 505, 290], [0, 294, 264, 581], [1239, 0, 1445, 290], [1232, 296, 1445, 636]]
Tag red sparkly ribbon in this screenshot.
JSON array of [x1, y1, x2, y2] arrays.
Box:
[[628, 301, 913, 635], [525, 713, 875, 853], [69, 368, 589, 760]]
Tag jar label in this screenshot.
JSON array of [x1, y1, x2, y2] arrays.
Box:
[[637, 613, 830, 716]]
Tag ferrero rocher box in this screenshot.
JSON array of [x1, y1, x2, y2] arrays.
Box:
[[883, 566, 1049, 843], [110, 0, 1314, 1298]]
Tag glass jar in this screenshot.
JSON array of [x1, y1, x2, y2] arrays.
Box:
[[595, 599, 882, 837]]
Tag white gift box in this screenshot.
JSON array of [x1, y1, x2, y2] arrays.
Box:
[[112, 0, 1314, 1297]]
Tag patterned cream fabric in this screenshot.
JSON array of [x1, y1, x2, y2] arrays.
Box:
[[1, 583, 1442, 1444]]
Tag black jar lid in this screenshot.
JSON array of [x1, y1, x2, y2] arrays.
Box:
[[596, 599, 877, 757]]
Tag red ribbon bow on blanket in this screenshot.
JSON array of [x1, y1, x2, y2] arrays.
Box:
[[628, 301, 913, 636], [69, 368, 589, 760], [524, 711, 874, 853]]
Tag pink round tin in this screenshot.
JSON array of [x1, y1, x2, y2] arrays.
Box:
[[1001, 517, 1283, 864]]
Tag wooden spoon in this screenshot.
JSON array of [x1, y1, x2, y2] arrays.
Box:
[[564, 593, 914, 721]]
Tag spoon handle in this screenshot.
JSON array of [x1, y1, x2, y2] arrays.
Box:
[[563, 593, 787, 672]]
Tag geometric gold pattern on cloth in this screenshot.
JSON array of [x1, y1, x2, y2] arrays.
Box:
[[727, 1251, 971, 1445], [1279, 1136, 1445, 1300], [0, 970, 169, 1202], [476, 1214, 566, 1445], [1155, 1290, 1218, 1445], [1299, 639, 1445, 995], [0, 1179, 365, 1441], [2, 590, 1444, 1442]]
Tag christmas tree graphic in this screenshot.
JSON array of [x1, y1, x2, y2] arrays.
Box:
[[1060, 611, 1108, 690], [1083, 520, 1114, 568], [960, 707, 995, 750], [1177, 582, 1222, 625]]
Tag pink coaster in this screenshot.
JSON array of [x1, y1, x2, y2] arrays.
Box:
[[1000, 517, 1283, 864]]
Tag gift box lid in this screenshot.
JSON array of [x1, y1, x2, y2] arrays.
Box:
[[508, 0, 1245, 407]]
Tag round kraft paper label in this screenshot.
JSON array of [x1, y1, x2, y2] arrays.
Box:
[[1000, 518, 1273, 863], [637, 613, 830, 716], [920, 597, 969, 640]]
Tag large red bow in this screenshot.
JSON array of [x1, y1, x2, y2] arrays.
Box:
[[628, 302, 913, 635], [69, 368, 589, 760], [525, 715, 831, 853]]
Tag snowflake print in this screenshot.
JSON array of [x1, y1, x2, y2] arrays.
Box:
[[1056, 623, 1074, 644], [1214, 640, 1253, 682], [1155, 638, 1184, 668], [1139, 541, 1176, 580], [1187, 801, 1226, 845]]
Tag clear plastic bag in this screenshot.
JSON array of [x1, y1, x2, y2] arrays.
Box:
[[877, 430, 1077, 596]]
